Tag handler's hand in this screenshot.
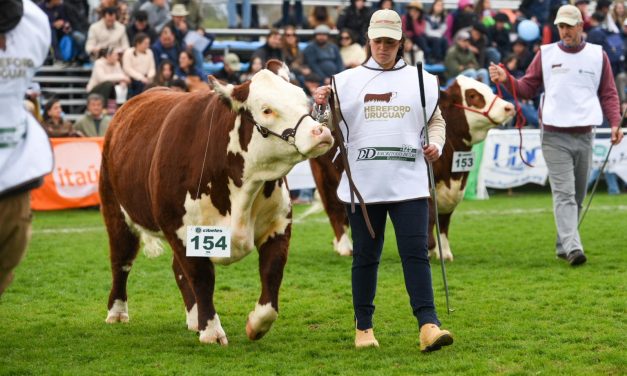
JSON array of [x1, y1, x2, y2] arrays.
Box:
[[489, 62, 506, 84], [313, 85, 332, 106], [611, 126, 624, 145], [423, 144, 440, 162]]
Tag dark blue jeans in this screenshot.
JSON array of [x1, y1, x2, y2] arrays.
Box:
[[346, 199, 440, 330]]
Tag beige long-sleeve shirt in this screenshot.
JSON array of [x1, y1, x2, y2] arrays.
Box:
[[86, 58, 129, 92], [85, 19, 130, 56], [122, 48, 156, 82]]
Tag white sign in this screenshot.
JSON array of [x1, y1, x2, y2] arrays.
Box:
[[480, 129, 627, 189], [186, 226, 231, 258], [451, 151, 475, 172]]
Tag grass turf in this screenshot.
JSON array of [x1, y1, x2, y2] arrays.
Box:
[[0, 192, 625, 375]]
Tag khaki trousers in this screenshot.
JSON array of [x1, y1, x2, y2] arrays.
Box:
[[0, 191, 32, 297]]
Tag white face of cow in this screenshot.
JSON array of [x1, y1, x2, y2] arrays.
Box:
[[456, 75, 515, 145], [210, 70, 333, 170]]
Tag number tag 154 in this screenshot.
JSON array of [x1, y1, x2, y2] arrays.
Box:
[[186, 226, 231, 258]]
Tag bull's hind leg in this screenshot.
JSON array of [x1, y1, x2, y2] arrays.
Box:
[[172, 258, 198, 331], [101, 199, 140, 324], [246, 230, 289, 340]]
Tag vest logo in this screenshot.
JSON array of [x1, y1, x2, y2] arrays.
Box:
[[551, 64, 562, 68], [356, 145, 416, 162], [363, 91, 411, 121], [578, 69, 594, 76], [52, 141, 102, 198], [364, 92, 397, 103]]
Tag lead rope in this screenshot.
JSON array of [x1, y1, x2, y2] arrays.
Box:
[[329, 77, 376, 239], [495, 63, 533, 167]]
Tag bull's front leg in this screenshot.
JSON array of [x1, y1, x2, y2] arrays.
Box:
[[169, 240, 228, 346], [246, 227, 290, 340]]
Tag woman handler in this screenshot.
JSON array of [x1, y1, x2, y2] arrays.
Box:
[[313, 9, 453, 352]]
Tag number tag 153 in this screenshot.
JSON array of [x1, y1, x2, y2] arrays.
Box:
[[186, 226, 231, 258], [451, 151, 475, 172]]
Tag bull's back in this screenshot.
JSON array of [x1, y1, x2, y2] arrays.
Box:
[[101, 88, 193, 230]]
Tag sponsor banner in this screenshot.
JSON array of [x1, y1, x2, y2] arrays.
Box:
[[31, 137, 103, 210], [481, 129, 627, 189]]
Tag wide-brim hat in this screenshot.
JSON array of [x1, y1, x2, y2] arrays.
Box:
[[554, 4, 582, 26], [171, 4, 189, 17], [368, 9, 402, 40], [406, 1, 423, 11], [224, 53, 241, 71]]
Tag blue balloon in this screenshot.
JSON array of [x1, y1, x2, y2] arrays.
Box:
[[518, 20, 540, 42]]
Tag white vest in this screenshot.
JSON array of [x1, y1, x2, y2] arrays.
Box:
[[0, 0, 53, 194], [540, 43, 603, 127], [333, 58, 439, 203]]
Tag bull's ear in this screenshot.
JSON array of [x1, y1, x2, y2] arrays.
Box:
[[208, 75, 250, 110], [265, 59, 290, 82]]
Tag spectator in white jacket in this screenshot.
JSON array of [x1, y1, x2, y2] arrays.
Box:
[[85, 6, 129, 59], [122, 33, 156, 98]]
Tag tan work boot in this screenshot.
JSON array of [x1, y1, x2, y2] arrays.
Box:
[[419, 324, 453, 352], [355, 328, 379, 348]]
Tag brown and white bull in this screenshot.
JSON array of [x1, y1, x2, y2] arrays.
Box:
[[100, 62, 333, 345], [311, 75, 514, 260]]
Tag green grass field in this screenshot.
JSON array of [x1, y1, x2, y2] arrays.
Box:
[[1, 192, 625, 375]]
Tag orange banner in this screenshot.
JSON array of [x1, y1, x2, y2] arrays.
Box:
[[31, 137, 104, 210]]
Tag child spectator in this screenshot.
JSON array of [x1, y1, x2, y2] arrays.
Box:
[[153, 59, 178, 87], [445, 0, 477, 44], [122, 33, 156, 98], [487, 12, 512, 59], [73, 94, 112, 137], [444, 29, 488, 84]]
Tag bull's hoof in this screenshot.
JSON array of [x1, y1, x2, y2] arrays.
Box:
[[246, 319, 267, 340], [105, 299, 129, 323], [246, 303, 278, 341], [198, 314, 228, 346], [105, 312, 129, 323], [334, 233, 353, 257]]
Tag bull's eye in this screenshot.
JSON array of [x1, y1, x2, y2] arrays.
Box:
[[262, 108, 273, 115]]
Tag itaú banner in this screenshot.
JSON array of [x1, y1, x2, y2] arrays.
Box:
[[480, 129, 627, 189], [31, 137, 103, 210]]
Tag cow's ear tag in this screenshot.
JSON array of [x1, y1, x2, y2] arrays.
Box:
[[186, 226, 231, 258]]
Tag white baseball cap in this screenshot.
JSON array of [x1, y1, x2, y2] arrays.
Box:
[[554, 4, 583, 26], [368, 9, 402, 40]]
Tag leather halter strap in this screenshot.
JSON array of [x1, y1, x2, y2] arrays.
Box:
[[244, 112, 313, 156]]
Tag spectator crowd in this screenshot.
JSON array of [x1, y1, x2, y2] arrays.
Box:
[[29, 0, 627, 143]]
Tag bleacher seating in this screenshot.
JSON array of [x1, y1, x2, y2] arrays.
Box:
[[33, 66, 92, 122]]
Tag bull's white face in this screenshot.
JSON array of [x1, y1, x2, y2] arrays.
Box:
[[209, 70, 333, 179], [456, 75, 515, 145], [246, 70, 333, 160]]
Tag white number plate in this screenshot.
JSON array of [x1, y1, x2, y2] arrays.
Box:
[[451, 151, 475, 172], [186, 226, 231, 258]]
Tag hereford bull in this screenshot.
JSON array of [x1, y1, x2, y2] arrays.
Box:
[[100, 62, 333, 345], [311, 75, 515, 260]]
